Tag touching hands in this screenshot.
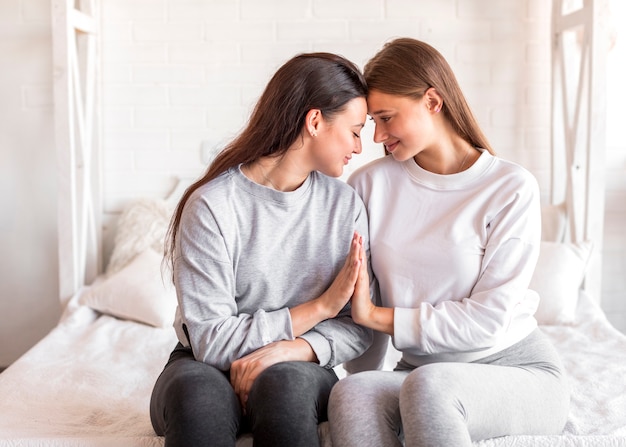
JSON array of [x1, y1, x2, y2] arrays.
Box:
[[319, 231, 363, 317], [350, 235, 376, 326], [288, 231, 362, 337]]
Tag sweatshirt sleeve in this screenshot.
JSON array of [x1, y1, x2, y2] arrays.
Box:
[[393, 172, 542, 354], [174, 199, 295, 371], [301, 306, 373, 368]]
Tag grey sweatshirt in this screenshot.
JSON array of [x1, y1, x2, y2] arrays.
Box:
[[172, 165, 373, 371]]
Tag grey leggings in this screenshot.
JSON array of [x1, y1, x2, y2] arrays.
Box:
[[328, 329, 570, 447], [150, 343, 338, 447]]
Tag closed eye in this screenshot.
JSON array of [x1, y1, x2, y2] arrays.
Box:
[[369, 116, 391, 123]]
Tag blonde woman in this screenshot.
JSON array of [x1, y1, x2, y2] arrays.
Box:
[[329, 38, 570, 447]]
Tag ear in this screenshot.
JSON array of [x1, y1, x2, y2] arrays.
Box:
[[305, 109, 322, 137], [424, 87, 443, 114]]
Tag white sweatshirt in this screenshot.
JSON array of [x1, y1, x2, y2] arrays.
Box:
[[348, 151, 541, 367]]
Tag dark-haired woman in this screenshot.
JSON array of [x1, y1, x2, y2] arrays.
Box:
[[149, 52, 374, 447], [328, 38, 570, 446]]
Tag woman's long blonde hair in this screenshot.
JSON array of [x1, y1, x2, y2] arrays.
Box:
[[364, 37, 494, 154]]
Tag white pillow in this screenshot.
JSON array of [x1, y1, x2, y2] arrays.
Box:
[[541, 203, 567, 243], [81, 249, 177, 327], [106, 198, 172, 276], [531, 240, 593, 325]]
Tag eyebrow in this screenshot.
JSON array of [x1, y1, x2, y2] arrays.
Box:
[[369, 109, 393, 116], [352, 123, 365, 128]]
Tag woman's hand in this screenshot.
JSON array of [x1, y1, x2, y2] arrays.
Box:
[[230, 338, 315, 410], [319, 231, 362, 316], [289, 231, 362, 336], [351, 235, 395, 335], [350, 235, 376, 325]]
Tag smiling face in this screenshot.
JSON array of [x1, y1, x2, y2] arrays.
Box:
[[367, 89, 437, 162], [310, 97, 367, 177]]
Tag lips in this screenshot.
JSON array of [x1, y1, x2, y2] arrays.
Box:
[[384, 141, 399, 152]]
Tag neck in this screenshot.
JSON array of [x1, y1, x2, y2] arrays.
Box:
[[414, 134, 477, 175], [243, 157, 308, 192]]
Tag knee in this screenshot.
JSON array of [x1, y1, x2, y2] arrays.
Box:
[[252, 362, 302, 398], [253, 362, 302, 388], [328, 374, 356, 420], [248, 362, 335, 436], [329, 372, 405, 446], [150, 362, 241, 445], [400, 365, 466, 420], [329, 372, 401, 422], [250, 362, 325, 411], [329, 372, 373, 414], [171, 363, 225, 403], [154, 361, 236, 423], [402, 365, 455, 399]]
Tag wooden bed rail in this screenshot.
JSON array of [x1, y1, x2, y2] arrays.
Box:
[[52, 0, 102, 307], [551, 0, 608, 301]]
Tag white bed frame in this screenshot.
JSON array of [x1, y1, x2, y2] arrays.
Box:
[[52, 0, 102, 307], [550, 0, 609, 301]]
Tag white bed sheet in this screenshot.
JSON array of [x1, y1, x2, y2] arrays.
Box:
[[0, 291, 624, 447]]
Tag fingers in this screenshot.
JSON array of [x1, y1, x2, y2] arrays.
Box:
[[354, 251, 369, 296], [358, 236, 367, 272], [343, 231, 360, 270], [230, 343, 287, 410], [320, 232, 364, 318], [230, 360, 246, 404], [347, 232, 363, 278], [333, 234, 361, 293], [351, 235, 372, 324], [231, 357, 258, 410]]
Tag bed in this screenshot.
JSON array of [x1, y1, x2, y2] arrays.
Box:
[[0, 193, 625, 447]]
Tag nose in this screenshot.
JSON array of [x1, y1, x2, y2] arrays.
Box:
[[353, 139, 362, 155], [373, 124, 386, 144]]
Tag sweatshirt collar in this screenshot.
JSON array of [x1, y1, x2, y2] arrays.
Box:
[[231, 164, 313, 205], [402, 149, 494, 190]]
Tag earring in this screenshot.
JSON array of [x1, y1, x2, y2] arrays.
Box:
[[434, 106, 440, 113], [311, 131, 317, 137]]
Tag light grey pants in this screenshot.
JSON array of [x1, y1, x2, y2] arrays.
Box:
[[328, 329, 570, 447]]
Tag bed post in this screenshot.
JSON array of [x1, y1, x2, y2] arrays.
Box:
[[550, 0, 608, 301], [51, 0, 102, 307]]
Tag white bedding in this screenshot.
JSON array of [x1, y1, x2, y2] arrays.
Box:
[[0, 290, 625, 447]]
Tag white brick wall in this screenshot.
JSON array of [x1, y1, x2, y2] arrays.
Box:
[[98, 0, 553, 242], [97, 0, 626, 331], [100, 0, 552, 204]]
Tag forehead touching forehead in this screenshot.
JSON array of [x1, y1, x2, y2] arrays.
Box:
[[367, 90, 410, 116], [329, 97, 367, 125]]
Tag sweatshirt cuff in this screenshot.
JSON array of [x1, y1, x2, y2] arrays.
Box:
[[393, 307, 421, 352], [299, 331, 332, 367], [261, 307, 294, 344]]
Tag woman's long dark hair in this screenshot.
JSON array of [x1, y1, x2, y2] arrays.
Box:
[[365, 38, 493, 154], [165, 53, 367, 277]]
